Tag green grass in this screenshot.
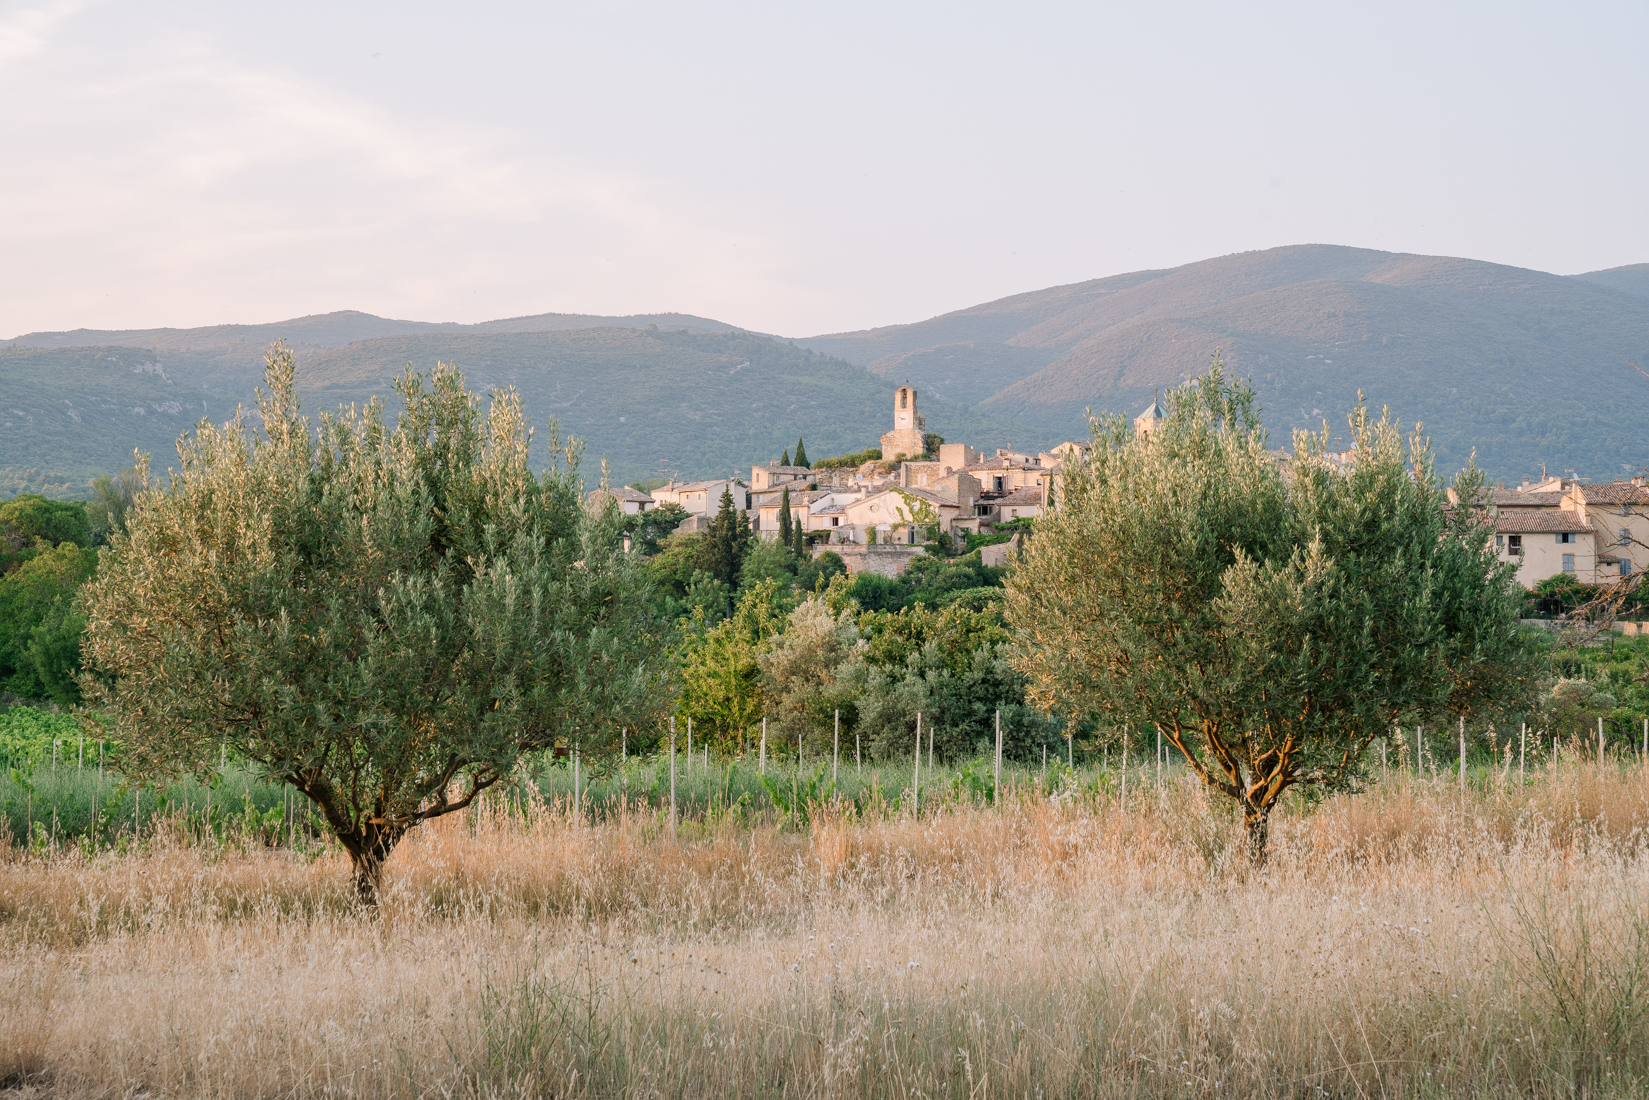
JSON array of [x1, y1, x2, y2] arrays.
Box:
[[0, 761, 296, 853]]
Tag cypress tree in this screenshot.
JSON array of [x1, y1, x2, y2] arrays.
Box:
[[793, 437, 809, 469], [781, 448, 790, 466], [777, 485, 794, 549], [792, 516, 806, 562], [700, 486, 752, 606]]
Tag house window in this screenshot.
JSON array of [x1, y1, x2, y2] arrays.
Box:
[[1508, 535, 1523, 555], [831, 517, 839, 527], [993, 476, 1004, 491], [1623, 560, 1633, 576], [1621, 528, 1632, 546], [908, 528, 916, 545], [1495, 535, 1504, 550], [1562, 553, 1575, 573], [1557, 532, 1575, 544]]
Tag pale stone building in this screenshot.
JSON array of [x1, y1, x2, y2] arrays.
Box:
[[880, 385, 927, 461], [585, 486, 655, 514], [1482, 476, 1649, 587], [651, 477, 745, 517]]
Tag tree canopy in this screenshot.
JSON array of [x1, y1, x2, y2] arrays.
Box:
[[80, 344, 664, 901], [1005, 360, 1540, 859]]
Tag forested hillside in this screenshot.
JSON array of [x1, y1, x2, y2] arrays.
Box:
[[10, 244, 1648, 494], [1, 323, 1048, 494], [295, 328, 1044, 486], [801, 245, 1649, 479], [0, 346, 211, 483]]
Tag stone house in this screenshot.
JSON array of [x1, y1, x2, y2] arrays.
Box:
[[756, 488, 828, 540], [650, 477, 746, 517], [750, 463, 812, 491], [585, 485, 655, 514], [1562, 480, 1649, 579], [838, 486, 943, 544], [1483, 476, 1648, 586], [1494, 509, 1597, 586], [978, 486, 1044, 525]]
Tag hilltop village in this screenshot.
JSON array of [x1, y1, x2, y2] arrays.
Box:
[[592, 384, 1649, 593], [590, 386, 1099, 576]]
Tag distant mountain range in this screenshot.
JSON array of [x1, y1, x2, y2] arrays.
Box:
[[1, 315, 1041, 491], [4, 244, 1647, 496], [800, 245, 1649, 481]]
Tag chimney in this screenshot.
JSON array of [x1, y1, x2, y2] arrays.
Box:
[[1520, 477, 1530, 490]]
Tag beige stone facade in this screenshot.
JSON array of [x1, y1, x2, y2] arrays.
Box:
[[1486, 476, 1649, 586], [879, 386, 927, 460]]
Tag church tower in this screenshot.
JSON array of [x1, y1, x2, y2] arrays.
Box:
[[880, 385, 928, 460], [1134, 392, 1166, 439]]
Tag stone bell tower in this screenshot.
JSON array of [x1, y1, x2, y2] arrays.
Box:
[[880, 384, 927, 460]]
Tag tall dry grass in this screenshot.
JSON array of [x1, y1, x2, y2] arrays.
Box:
[[3, 763, 1649, 1098]]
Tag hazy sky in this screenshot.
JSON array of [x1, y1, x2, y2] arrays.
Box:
[[4, 1, 1645, 339]]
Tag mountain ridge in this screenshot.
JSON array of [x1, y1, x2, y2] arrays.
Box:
[[6, 244, 1648, 496], [799, 245, 1649, 479]]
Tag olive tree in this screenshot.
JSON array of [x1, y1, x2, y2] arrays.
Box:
[[1006, 361, 1539, 860], [80, 344, 664, 901]]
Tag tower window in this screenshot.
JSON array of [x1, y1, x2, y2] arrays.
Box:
[[1562, 553, 1575, 573]]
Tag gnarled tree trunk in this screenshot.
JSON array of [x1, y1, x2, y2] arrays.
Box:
[[1242, 806, 1271, 867], [340, 824, 407, 907]]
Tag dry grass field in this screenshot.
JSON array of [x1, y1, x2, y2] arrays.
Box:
[[4, 761, 1649, 1099]]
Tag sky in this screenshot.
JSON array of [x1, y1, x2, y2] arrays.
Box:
[[3, 1, 1646, 339]]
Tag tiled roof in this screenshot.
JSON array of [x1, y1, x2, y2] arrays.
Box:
[[1573, 483, 1649, 505], [1495, 510, 1592, 533], [989, 488, 1045, 507], [758, 490, 828, 506], [658, 478, 728, 493], [1490, 489, 1564, 507]]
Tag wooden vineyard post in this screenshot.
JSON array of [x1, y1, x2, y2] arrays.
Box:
[[912, 712, 922, 813], [834, 709, 840, 785], [760, 718, 767, 775], [994, 709, 1002, 805], [1459, 717, 1466, 806], [1156, 724, 1162, 796], [669, 717, 677, 837], [1121, 725, 1128, 813]]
